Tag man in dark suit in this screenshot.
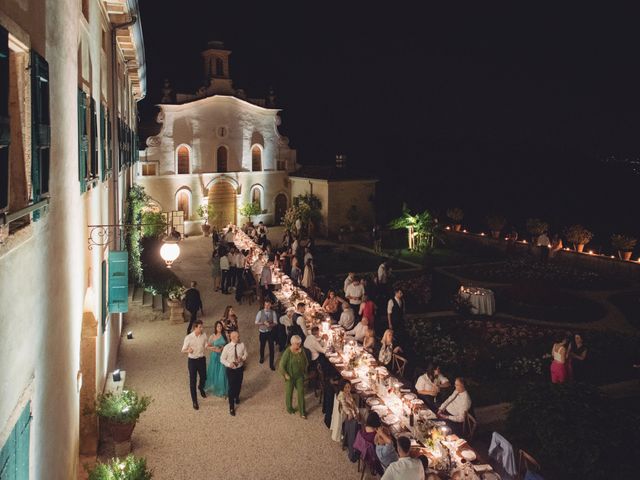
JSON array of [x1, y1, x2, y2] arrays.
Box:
[[184, 281, 204, 334]]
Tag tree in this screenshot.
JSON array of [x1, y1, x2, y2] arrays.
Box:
[[389, 204, 437, 251], [240, 202, 261, 223]]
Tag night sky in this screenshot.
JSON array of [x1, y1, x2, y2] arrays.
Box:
[[138, 2, 640, 241]]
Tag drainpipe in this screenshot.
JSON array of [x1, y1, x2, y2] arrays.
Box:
[[110, 15, 137, 250]]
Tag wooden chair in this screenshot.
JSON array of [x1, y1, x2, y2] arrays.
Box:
[[518, 449, 541, 479], [462, 411, 477, 440], [391, 353, 407, 378]]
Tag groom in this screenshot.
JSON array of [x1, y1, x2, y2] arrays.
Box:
[[181, 319, 208, 410]]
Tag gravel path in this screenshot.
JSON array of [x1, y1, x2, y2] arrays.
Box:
[[119, 236, 361, 480]]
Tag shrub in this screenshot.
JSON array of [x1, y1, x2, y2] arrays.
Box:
[[239, 202, 261, 222], [446, 207, 464, 223], [486, 214, 506, 232], [95, 390, 151, 424], [525, 218, 549, 236], [87, 455, 153, 480], [563, 224, 593, 246], [140, 212, 167, 238], [195, 204, 215, 224], [611, 234, 637, 251]]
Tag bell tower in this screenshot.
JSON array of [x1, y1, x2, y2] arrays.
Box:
[[201, 40, 234, 95]]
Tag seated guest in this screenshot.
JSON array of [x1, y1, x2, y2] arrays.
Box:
[[304, 326, 327, 371], [346, 316, 369, 343], [354, 412, 383, 473], [437, 377, 472, 436], [337, 382, 361, 460], [381, 436, 425, 480], [378, 329, 401, 367], [322, 290, 343, 323], [339, 303, 355, 331], [375, 426, 399, 471], [415, 364, 440, 410], [363, 327, 376, 353]]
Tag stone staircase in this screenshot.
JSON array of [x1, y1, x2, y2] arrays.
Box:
[[128, 284, 166, 317]]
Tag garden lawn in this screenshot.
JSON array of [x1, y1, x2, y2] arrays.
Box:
[[609, 291, 640, 330], [388, 247, 504, 268], [313, 244, 401, 276]]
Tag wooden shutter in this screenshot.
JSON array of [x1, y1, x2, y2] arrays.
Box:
[[100, 104, 106, 180], [108, 250, 128, 313], [90, 97, 98, 179], [101, 259, 108, 331], [77, 89, 88, 192], [31, 51, 51, 204], [0, 401, 31, 479], [0, 26, 9, 211]]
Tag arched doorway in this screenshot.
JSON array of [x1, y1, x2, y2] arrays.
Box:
[[208, 181, 236, 228], [177, 145, 190, 174], [176, 189, 190, 219], [275, 193, 288, 225]]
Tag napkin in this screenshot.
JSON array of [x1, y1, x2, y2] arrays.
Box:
[[473, 464, 493, 473]]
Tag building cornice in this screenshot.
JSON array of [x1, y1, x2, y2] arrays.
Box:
[[158, 95, 280, 114]]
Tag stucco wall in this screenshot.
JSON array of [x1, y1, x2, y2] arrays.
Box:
[[327, 181, 377, 236], [290, 178, 329, 235]]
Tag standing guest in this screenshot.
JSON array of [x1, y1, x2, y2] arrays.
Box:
[[322, 290, 344, 323], [181, 319, 208, 410], [184, 281, 204, 334], [220, 248, 230, 294], [209, 250, 221, 292], [363, 327, 376, 353], [378, 329, 401, 367], [279, 335, 309, 418], [415, 364, 440, 410], [282, 229, 293, 249], [290, 257, 302, 286], [291, 236, 300, 259], [343, 272, 355, 294], [570, 333, 588, 382], [536, 230, 551, 262], [378, 261, 390, 288], [255, 299, 278, 370], [303, 247, 314, 265], [233, 247, 246, 287], [359, 293, 376, 325], [204, 321, 229, 397], [295, 217, 302, 235], [437, 377, 472, 436], [301, 258, 315, 290], [223, 227, 235, 245], [375, 426, 399, 472], [227, 246, 238, 291], [291, 302, 308, 343], [278, 308, 295, 351], [387, 288, 406, 346], [346, 316, 370, 343], [550, 334, 569, 384], [304, 326, 327, 372], [381, 435, 425, 480], [259, 259, 275, 303], [256, 221, 268, 247], [345, 276, 365, 321], [339, 303, 356, 331], [221, 305, 237, 332], [220, 330, 247, 416]]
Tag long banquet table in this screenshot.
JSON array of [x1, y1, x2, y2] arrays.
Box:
[[228, 227, 498, 479]]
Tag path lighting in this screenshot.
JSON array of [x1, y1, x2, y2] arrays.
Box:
[[127, 331, 134, 339], [112, 369, 122, 382], [160, 239, 180, 268]]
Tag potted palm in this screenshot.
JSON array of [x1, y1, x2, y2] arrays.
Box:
[[525, 218, 549, 243], [195, 204, 214, 237], [563, 224, 593, 252], [611, 234, 636, 260], [486, 214, 507, 239], [87, 454, 153, 480], [96, 390, 151, 445], [446, 207, 464, 231]]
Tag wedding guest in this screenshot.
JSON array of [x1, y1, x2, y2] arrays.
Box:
[[257, 221, 268, 247], [570, 333, 588, 382], [205, 320, 229, 397], [375, 426, 399, 471], [220, 330, 247, 416], [416, 364, 440, 410], [303, 247, 314, 265], [550, 334, 569, 384], [345, 276, 365, 320], [339, 303, 355, 331], [222, 306, 238, 336], [437, 377, 472, 436], [363, 327, 376, 353], [228, 246, 239, 290], [354, 412, 383, 474], [378, 329, 401, 367], [181, 319, 208, 410], [278, 307, 295, 350], [304, 326, 327, 371], [209, 250, 221, 292], [220, 248, 230, 294], [346, 316, 370, 343], [536, 230, 551, 262], [290, 257, 302, 286], [290, 302, 307, 343], [301, 258, 315, 290], [184, 281, 204, 334], [359, 293, 376, 325], [378, 261, 390, 287], [322, 289, 344, 323], [387, 288, 407, 349], [255, 299, 278, 370], [343, 272, 355, 293], [259, 259, 275, 303], [279, 335, 309, 418], [381, 435, 425, 480]]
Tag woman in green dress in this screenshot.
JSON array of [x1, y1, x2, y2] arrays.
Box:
[[205, 321, 229, 397], [278, 334, 309, 418]]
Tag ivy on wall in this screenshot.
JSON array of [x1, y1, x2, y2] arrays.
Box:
[[125, 184, 149, 285]]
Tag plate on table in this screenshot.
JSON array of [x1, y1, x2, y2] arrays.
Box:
[[382, 414, 399, 425], [403, 393, 417, 401], [366, 397, 381, 407], [460, 449, 477, 462], [355, 382, 369, 391], [473, 465, 493, 473], [371, 405, 388, 415], [410, 398, 424, 406], [340, 370, 355, 378]]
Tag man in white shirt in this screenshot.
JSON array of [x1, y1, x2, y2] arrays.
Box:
[[536, 231, 551, 262], [223, 228, 235, 244], [345, 276, 365, 320], [339, 303, 355, 330], [220, 251, 230, 294], [255, 299, 278, 370], [381, 436, 425, 480], [346, 316, 369, 343], [438, 377, 472, 435], [377, 261, 390, 286], [181, 320, 209, 410], [343, 272, 355, 294], [259, 260, 274, 302], [220, 330, 248, 416], [415, 365, 440, 410], [303, 326, 326, 370]]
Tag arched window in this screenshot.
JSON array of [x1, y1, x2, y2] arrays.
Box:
[[216, 58, 224, 77], [251, 145, 262, 172], [275, 193, 288, 224], [216, 146, 228, 172], [176, 189, 191, 219], [251, 186, 262, 210], [177, 145, 190, 174]]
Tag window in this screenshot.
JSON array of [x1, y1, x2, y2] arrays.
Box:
[[0, 27, 10, 211], [100, 104, 108, 180], [277, 159, 286, 171], [89, 97, 98, 180], [101, 260, 107, 332], [215, 58, 224, 77], [0, 401, 31, 478], [32, 51, 51, 202], [251, 145, 262, 172], [217, 126, 227, 138], [216, 146, 227, 172], [251, 187, 261, 210], [177, 145, 189, 174], [176, 189, 190, 219], [141, 163, 156, 176], [77, 89, 89, 192]]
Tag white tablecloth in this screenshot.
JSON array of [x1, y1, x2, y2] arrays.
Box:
[[459, 286, 495, 315]]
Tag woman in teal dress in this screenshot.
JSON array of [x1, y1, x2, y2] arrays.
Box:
[[205, 321, 229, 397]]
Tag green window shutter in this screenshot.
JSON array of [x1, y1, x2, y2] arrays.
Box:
[[77, 89, 88, 193], [0, 401, 31, 479], [90, 97, 98, 180], [31, 51, 51, 205], [0, 26, 10, 211], [117, 118, 123, 171], [107, 109, 112, 172], [133, 131, 139, 164], [101, 260, 108, 331], [108, 250, 128, 313], [100, 104, 106, 181]]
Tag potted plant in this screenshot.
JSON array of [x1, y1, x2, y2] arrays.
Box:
[[239, 202, 262, 224], [611, 234, 637, 260], [563, 224, 593, 252], [96, 390, 151, 445], [525, 218, 549, 243], [166, 284, 186, 324], [446, 207, 464, 231], [195, 204, 214, 237], [87, 454, 153, 480], [486, 214, 507, 239]]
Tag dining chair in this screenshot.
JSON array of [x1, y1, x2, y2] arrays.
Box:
[[391, 353, 407, 378], [463, 411, 477, 440], [518, 449, 541, 479]]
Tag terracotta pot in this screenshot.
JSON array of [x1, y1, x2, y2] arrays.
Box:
[[201, 224, 211, 237], [576, 244, 585, 253], [108, 420, 136, 443], [619, 250, 633, 261], [453, 224, 462, 232]]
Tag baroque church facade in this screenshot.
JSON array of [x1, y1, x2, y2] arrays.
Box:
[[136, 41, 297, 234]]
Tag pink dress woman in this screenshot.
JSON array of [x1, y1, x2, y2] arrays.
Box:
[[550, 341, 568, 383]]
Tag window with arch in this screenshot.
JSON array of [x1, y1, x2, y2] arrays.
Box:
[[175, 189, 191, 219], [251, 145, 262, 171], [251, 186, 262, 210], [177, 145, 190, 174], [216, 146, 228, 172]]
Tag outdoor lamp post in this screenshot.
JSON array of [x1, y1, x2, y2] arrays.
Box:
[[160, 239, 180, 268]]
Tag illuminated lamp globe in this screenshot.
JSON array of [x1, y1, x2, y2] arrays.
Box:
[[160, 239, 180, 268]]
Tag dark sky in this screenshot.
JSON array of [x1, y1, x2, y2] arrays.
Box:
[[138, 2, 640, 237]]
